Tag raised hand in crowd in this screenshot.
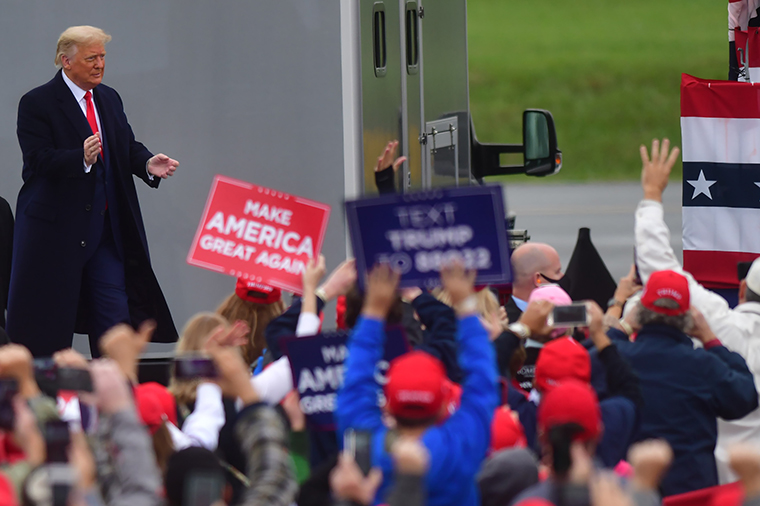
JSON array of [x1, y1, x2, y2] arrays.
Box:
[[99, 320, 156, 384], [91, 359, 133, 415], [640, 138, 680, 202], [205, 319, 250, 349], [329, 453, 383, 506], [206, 337, 260, 407], [605, 265, 643, 324], [590, 474, 634, 506], [362, 263, 401, 320], [319, 258, 358, 302], [440, 260, 476, 315], [517, 299, 554, 341], [400, 286, 423, 303], [0, 344, 40, 398], [388, 437, 430, 506], [392, 437, 430, 476], [375, 140, 407, 174], [688, 306, 719, 346], [587, 301, 612, 352], [303, 254, 327, 315], [628, 439, 673, 492], [53, 348, 90, 371]]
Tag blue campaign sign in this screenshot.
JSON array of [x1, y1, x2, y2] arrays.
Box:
[[345, 185, 511, 288], [282, 326, 410, 431]]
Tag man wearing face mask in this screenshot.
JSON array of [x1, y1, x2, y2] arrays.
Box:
[[505, 243, 564, 389]]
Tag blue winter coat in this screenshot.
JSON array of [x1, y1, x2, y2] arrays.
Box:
[[337, 315, 498, 506], [609, 324, 759, 496]]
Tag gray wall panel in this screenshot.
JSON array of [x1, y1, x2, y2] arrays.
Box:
[[0, 1, 346, 340]]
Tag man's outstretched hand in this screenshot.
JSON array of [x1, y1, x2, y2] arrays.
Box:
[[147, 153, 179, 179], [640, 138, 679, 202], [375, 140, 407, 173], [362, 264, 400, 320]]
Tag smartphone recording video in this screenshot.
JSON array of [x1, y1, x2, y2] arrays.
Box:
[[173, 356, 218, 380], [344, 428, 372, 476], [33, 360, 93, 393], [548, 302, 589, 328]]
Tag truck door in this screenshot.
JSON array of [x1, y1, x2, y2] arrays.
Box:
[[360, 0, 404, 194]]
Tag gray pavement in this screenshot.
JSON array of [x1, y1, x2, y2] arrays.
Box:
[[502, 182, 684, 282]]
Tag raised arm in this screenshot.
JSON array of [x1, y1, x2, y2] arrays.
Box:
[[336, 264, 400, 434], [635, 139, 741, 346], [423, 263, 498, 471]]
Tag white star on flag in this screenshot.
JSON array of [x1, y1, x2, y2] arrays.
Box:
[[755, 182, 760, 198], [687, 170, 717, 200]]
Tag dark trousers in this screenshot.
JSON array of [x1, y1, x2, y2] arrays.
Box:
[[82, 216, 130, 357]]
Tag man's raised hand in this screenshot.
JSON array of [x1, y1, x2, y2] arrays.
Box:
[[640, 138, 680, 202], [440, 260, 476, 311], [375, 140, 407, 174], [147, 153, 179, 179], [362, 264, 400, 320], [303, 254, 327, 294], [205, 338, 259, 406], [518, 300, 554, 340], [320, 259, 358, 301]]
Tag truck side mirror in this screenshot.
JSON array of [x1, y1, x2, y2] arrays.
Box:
[[523, 109, 562, 176]]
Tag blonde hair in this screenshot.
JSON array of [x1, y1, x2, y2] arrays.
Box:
[[168, 312, 229, 407], [433, 287, 500, 320], [55, 25, 111, 68], [216, 294, 286, 366]]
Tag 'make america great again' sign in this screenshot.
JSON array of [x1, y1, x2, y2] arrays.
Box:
[[187, 175, 330, 294]]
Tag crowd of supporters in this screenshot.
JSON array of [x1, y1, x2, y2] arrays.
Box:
[[1, 138, 760, 506]]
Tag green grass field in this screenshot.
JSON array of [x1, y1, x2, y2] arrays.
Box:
[[468, 0, 728, 181]]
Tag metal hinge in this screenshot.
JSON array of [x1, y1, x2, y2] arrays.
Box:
[[418, 5, 424, 18], [419, 132, 427, 145]]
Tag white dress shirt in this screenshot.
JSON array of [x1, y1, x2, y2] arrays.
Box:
[[61, 70, 102, 173]]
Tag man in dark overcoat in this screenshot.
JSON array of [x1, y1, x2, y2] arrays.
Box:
[[7, 25, 178, 356]]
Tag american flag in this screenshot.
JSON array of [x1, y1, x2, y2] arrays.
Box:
[[680, 73, 760, 289]]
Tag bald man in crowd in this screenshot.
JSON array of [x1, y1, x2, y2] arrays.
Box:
[[507, 242, 564, 389]]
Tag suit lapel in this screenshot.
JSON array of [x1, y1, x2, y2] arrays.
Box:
[[52, 71, 92, 142], [92, 88, 114, 167]]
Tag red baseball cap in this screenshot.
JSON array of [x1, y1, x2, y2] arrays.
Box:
[[640, 270, 690, 316], [534, 337, 591, 393], [235, 278, 282, 305], [537, 379, 602, 443], [385, 351, 448, 421], [134, 382, 178, 434], [491, 406, 527, 452]]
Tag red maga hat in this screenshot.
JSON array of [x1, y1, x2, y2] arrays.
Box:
[[385, 351, 448, 421], [534, 337, 591, 394], [538, 379, 602, 443], [235, 277, 282, 305], [640, 270, 690, 316]]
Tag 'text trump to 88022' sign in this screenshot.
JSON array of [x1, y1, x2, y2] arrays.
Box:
[[187, 175, 330, 293], [345, 185, 512, 288]]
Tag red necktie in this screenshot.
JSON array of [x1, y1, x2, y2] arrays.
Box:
[[84, 91, 103, 157], [85, 91, 107, 210]]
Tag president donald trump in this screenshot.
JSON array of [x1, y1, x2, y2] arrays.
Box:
[[7, 25, 178, 356]]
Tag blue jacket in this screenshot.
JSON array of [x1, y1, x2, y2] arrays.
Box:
[[337, 315, 498, 506], [609, 324, 759, 496]]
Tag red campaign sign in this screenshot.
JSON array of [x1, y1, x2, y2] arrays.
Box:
[[187, 175, 331, 294]]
